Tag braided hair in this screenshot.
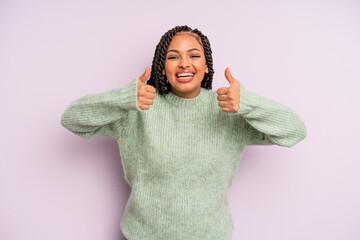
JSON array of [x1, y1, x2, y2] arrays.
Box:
[[146, 25, 214, 94]]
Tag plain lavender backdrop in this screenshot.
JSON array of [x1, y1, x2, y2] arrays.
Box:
[[1, 0, 359, 239]]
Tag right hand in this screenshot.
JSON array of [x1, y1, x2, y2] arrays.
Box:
[[137, 67, 156, 110]]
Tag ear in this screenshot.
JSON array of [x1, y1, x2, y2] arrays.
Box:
[[205, 64, 209, 74], [162, 69, 165, 75]]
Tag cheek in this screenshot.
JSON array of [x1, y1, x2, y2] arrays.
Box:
[[164, 64, 176, 80], [164, 62, 175, 73], [195, 61, 207, 72]]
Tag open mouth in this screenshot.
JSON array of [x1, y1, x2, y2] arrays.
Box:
[[176, 73, 195, 82]]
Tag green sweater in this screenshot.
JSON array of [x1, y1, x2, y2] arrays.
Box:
[[61, 77, 306, 240]]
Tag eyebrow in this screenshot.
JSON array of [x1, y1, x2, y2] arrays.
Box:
[[166, 48, 202, 54]]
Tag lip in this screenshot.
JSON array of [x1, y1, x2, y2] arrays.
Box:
[[175, 70, 195, 83], [176, 75, 194, 83]]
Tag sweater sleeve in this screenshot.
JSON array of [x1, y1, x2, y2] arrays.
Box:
[[236, 82, 307, 147], [60, 77, 143, 140]]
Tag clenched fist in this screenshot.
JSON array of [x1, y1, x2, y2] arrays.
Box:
[[137, 67, 156, 110], [216, 67, 240, 113]]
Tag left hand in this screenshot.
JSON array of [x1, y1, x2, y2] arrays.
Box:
[[216, 67, 240, 113]]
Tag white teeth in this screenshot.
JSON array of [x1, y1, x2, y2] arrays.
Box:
[[177, 73, 194, 77]]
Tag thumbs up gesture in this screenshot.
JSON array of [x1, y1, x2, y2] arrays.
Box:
[[137, 67, 156, 110], [216, 67, 241, 113]]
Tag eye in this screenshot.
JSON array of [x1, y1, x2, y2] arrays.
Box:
[[167, 56, 177, 60], [190, 55, 200, 58]]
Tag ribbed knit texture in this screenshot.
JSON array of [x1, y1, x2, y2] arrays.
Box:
[[61, 77, 306, 240]]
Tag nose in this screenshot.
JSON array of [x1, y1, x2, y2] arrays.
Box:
[[178, 58, 190, 68]]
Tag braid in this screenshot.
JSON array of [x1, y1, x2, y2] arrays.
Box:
[[191, 28, 214, 89], [147, 25, 215, 94]]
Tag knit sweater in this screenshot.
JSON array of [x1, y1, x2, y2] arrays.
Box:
[[61, 77, 306, 240]]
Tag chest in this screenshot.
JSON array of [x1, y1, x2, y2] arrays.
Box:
[[128, 108, 240, 178]]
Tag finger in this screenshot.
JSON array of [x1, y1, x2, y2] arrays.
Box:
[[216, 87, 230, 95], [145, 85, 156, 93], [217, 94, 228, 101], [138, 89, 155, 101], [139, 67, 151, 83], [139, 97, 154, 105], [224, 67, 235, 86], [221, 107, 233, 113], [142, 91, 156, 99], [139, 104, 150, 110], [217, 100, 227, 108]]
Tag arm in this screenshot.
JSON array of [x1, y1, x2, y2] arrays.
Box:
[[60, 77, 142, 139], [236, 82, 307, 147]]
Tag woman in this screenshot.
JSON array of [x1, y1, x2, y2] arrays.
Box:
[[61, 25, 306, 240]]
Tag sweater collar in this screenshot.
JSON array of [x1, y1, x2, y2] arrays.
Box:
[[164, 87, 208, 108]]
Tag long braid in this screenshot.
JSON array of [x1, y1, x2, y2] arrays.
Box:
[[147, 25, 214, 94], [192, 28, 214, 89]]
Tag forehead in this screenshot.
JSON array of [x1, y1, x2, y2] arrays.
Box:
[[167, 33, 204, 51]]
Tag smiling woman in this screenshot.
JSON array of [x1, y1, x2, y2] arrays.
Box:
[[161, 32, 209, 98], [60, 25, 307, 240], [146, 25, 214, 96]]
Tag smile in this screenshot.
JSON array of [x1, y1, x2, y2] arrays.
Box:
[[175, 73, 195, 83]]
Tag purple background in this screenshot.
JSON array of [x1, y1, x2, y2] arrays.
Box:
[[1, 0, 359, 239]]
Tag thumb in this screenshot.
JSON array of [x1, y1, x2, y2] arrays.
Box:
[[139, 67, 150, 83], [224, 67, 235, 86]]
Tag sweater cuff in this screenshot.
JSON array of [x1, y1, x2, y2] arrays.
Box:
[[110, 76, 143, 112], [237, 82, 255, 115]]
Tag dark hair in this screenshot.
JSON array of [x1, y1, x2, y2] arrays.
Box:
[[146, 25, 214, 94]]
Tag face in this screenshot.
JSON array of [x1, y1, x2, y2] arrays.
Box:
[[163, 32, 209, 98]]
